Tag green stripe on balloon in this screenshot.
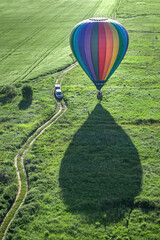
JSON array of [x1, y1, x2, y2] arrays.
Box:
[[91, 22, 99, 81]]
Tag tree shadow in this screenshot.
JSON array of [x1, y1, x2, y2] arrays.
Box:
[[18, 99, 32, 110], [59, 103, 142, 222], [0, 96, 13, 105]]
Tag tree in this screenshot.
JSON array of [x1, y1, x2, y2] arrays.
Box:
[[0, 84, 17, 98], [22, 85, 33, 99]]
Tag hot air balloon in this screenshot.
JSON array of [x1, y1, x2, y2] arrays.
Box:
[[70, 18, 129, 95]]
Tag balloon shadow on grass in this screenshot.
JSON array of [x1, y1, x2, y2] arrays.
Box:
[[18, 99, 32, 110], [59, 103, 142, 223]]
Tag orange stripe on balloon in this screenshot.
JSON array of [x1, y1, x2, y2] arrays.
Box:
[[104, 23, 119, 80], [101, 23, 113, 80], [98, 22, 106, 81]]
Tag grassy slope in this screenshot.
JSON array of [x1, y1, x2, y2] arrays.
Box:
[[0, 76, 58, 226], [0, 0, 117, 85], [3, 0, 160, 239], [0, 0, 118, 234]]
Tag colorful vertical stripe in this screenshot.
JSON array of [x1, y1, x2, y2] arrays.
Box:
[[70, 18, 129, 90]]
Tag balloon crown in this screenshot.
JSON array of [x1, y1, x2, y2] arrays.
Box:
[[89, 18, 108, 22]]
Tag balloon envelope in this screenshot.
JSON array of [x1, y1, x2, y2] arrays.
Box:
[[70, 18, 129, 90]]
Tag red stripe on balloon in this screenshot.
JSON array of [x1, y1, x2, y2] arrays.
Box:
[[102, 23, 113, 81], [98, 22, 106, 81]]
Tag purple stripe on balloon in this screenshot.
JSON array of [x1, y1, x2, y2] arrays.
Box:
[[84, 23, 96, 81], [78, 23, 94, 80]]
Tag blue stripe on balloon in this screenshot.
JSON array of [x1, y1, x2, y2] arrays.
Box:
[[70, 25, 80, 61], [74, 23, 93, 80], [121, 25, 129, 54], [117, 24, 128, 63]]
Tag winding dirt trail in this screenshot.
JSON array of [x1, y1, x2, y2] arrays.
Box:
[[0, 62, 77, 240]]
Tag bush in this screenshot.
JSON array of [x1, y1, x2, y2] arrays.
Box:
[[134, 197, 156, 209], [22, 85, 33, 99], [3, 184, 17, 203], [0, 84, 17, 98]]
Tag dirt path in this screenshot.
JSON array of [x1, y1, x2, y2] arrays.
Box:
[[0, 62, 77, 240]]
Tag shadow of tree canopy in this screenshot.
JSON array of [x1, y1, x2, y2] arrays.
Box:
[[18, 99, 32, 110], [0, 96, 14, 105], [59, 103, 142, 222]]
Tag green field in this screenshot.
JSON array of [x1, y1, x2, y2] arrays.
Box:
[[0, 0, 118, 85], [0, 0, 160, 239]]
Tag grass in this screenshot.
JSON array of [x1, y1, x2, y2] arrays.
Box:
[[0, 0, 118, 230], [5, 67, 160, 239], [0, 155, 27, 240], [0, 98, 65, 239], [0, 0, 160, 239], [0, 76, 58, 227], [0, 0, 118, 85]]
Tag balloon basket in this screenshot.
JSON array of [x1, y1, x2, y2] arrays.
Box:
[[97, 91, 103, 100]]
